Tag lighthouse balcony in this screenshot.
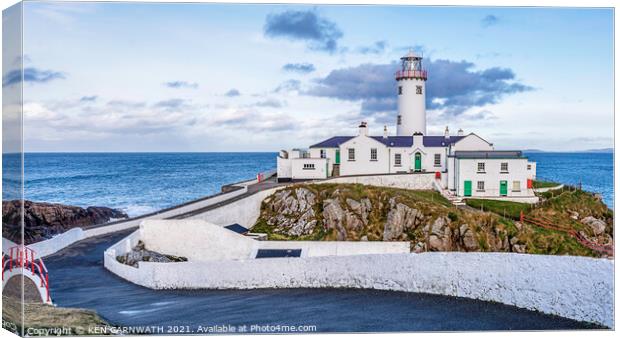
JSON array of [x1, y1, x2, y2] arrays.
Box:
[[395, 69, 428, 80]]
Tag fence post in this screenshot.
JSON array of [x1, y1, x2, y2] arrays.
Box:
[[520, 211, 524, 222]]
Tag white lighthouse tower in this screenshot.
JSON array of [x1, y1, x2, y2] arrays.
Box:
[[395, 51, 427, 136]]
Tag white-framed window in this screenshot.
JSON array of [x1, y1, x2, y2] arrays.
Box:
[[397, 115, 402, 125], [395, 153, 402, 166], [370, 148, 378, 161], [348, 148, 355, 161], [303, 163, 315, 170], [434, 154, 441, 167], [477, 162, 485, 173], [477, 181, 485, 191], [398, 86, 403, 95], [416, 85, 422, 94], [500, 162, 509, 172], [527, 164, 532, 170], [320, 149, 326, 158], [513, 181, 521, 191]]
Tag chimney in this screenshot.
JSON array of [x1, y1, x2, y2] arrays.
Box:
[[358, 121, 368, 136], [413, 132, 423, 147], [383, 125, 388, 139], [444, 126, 450, 139], [457, 128, 464, 136]]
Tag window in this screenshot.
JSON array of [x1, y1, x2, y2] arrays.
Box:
[[416, 85, 422, 94], [477, 162, 485, 173], [477, 181, 485, 191], [397, 115, 402, 125], [434, 154, 441, 167], [395, 153, 402, 166], [348, 148, 355, 161], [513, 181, 521, 191], [303, 163, 315, 170], [527, 164, 532, 170], [398, 86, 403, 95], [320, 149, 326, 159], [370, 148, 378, 161], [500, 162, 509, 173]]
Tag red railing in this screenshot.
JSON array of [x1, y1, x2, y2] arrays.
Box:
[[395, 70, 428, 80], [520, 211, 614, 256], [2, 245, 50, 302]]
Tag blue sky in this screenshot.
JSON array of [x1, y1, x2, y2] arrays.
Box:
[[11, 2, 614, 152]]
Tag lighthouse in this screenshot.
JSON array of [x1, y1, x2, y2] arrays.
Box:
[[395, 51, 427, 136]]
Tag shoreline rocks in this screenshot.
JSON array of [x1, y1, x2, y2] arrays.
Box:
[[2, 200, 128, 244]]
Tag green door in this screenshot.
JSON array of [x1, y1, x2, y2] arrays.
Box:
[[335, 150, 340, 164], [500, 180, 508, 196], [464, 180, 472, 197], [414, 153, 422, 171]]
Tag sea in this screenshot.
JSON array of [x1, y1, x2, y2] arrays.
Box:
[[2, 151, 614, 216]]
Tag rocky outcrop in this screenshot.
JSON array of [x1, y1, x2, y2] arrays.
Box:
[[116, 241, 187, 267], [255, 184, 514, 254], [255, 184, 613, 257], [2, 200, 128, 244]]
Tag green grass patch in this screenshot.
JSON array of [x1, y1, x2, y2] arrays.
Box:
[[532, 180, 560, 189], [465, 198, 532, 220]]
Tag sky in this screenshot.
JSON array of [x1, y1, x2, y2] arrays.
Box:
[[5, 2, 614, 152]]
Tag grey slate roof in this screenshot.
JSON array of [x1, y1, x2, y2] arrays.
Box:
[[309, 135, 466, 148], [451, 150, 524, 159]]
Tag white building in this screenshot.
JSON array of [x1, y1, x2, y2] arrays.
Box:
[[277, 51, 537, 199]]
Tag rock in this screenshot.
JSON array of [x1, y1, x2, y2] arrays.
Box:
[[513, 244, 526, 253], [360, 235, 368, 241], [322, 199, 363, 240], [2, 200, 128, 244], [460, 224, 478, 251], [569, 211, 580, 220], [384, 198, 421, 241], [413, 242, 425, 253], [428, 235, 444, 251], [581, 216, 606, 235], [117, 241, 187, 267]]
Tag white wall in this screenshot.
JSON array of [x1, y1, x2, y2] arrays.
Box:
[[309, 148, 338, 176], [187, 187, 282, 227], [27, 228, 85, 258], [454, 158, 534, 197], [451, 134, 494, 152], [104, 250, 613, 328], [339, 136, 390, 176], [277, 154, 292, 179], [321, 173, 435, 190], [291, 158, 328, 180], [141, 220, 256, 261]]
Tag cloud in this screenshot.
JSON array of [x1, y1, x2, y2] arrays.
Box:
[[164, 81, 199, 89], [225, 89, 241, 97], [306, 58, 532, 121], [273, 79, 301, 93], [282, 63, 316, 73], [264, 10, 343, 53], [3, 67, 66, 87], [357, 40, 387, 54], [80, 95, 98, 102], [211, 110, 297, 132], [255, 99, 286, 108], [481, 15, 499, 27], [153, 98, 190, 110]]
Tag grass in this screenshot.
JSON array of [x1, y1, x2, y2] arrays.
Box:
[[532, 180, 560, 189], [464, 198, 532, 220], [2, 296, 109, 336]]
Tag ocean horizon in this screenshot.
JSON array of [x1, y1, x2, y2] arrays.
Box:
[[2, 151, 613, 216]]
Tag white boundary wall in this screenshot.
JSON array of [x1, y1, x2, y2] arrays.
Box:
[[104, 248, 613, 327], [186, 188, 282, 227], [17, 186, 249, 258], [320, 173, 436, 190]]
